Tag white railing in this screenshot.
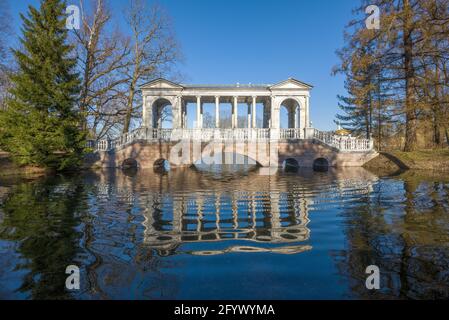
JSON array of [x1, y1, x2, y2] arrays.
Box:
[[86, 139, 110, 151], [89, 127, 374, 152], [307, 128, 373, 151], [338, 136, 373, 151], [279, 128, 303, 139]]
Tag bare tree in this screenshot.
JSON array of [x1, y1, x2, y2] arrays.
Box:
[[74, 0, 130, 139], [122, 0, 180, 133], [202, 112, 215, 128]]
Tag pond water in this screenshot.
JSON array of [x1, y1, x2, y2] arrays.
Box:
[[0, 166, 448, 299]]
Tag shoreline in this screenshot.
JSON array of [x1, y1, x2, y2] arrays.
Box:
[[0, 152, 51, 178], [2, 150, 449, 179], [363, 149, 449, 174]]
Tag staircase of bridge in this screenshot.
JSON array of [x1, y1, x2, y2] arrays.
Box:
[[89, 127, 374, 153]]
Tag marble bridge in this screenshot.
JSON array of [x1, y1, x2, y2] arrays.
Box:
[[87, 78, 377, 169]]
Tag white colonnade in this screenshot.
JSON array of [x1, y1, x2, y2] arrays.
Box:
[[141, 78, 313, 132]]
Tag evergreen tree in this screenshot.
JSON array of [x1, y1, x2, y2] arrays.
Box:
[[334, 34, 378, 139], [335, 44, 394, 145], [0, 0, 84, 170]]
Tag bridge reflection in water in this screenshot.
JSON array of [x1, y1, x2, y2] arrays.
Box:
[[92, 166, 378, 257], [142, 185, 311, 256]]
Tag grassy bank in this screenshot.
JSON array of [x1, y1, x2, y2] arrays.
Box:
[[364, 149, 449, 173], [0, 152, 50, 177]]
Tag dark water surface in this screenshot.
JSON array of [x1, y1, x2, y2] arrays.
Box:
[[0, 166, 449, 299]]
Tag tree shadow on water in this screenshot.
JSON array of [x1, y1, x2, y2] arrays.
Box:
[[331, 173, 449, 299], [0, 174, 87, 299]]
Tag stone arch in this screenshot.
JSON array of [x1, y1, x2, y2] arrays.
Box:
[[279, 98, 302, 129], [154, 158, 170, 168], [122, 158, 138, 169], [152, 97, 173, 128], [280, 96, 303, 108], [282, 158, 299, 172], [153, 158, 170, 172], [313, 157, 329, 172]]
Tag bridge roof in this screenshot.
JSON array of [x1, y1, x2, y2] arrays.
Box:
[[141, 77, 313, 91], [181, 83, 272, 89]]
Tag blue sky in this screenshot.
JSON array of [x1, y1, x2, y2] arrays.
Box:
[[7, 0, 359, 130]]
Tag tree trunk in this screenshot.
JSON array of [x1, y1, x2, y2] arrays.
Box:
[[123, 86, 135, 134], [377, 77, 382, 151], [433, 64, 442, 147], [80, 54, 90, 133], [445, 127, 449, 146], [403, 0, 417, 152], [377, 103, 382, 151], [433, 113, 441, 147], [368, 90, 373, 140]]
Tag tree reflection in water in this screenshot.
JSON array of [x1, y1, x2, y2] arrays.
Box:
[[0, 167, 449, 299], [333, 171, 449, 299], [0, 175, 86, 299]]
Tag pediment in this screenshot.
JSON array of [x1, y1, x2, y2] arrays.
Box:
[[141, 78, 184, 90], [270, 78, 313, 90]]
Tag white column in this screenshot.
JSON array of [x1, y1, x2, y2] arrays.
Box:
[[173, 96, 181, 129], [295, 107, 299, 128], [264, 99, 270, 128], [196, 96, 201, 128], [300, 104, 306, 132], [142, 95, 147, 127], [233, 96, 238, 128], [247, 103, 251, 129], [252, 96, 257, 128], [270, 96, 279, 140], [270, 96, 279, 129], [182, 100, 186, 128], [305, 96, 310, 127], [143, 96, 154, 128], [215, 96, 220, 128], [200, 104, 203, 128]]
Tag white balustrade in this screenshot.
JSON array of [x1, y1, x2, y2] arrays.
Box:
[[90, 127, 374, 152], [95, 140, 109, 151], [279, 129, 303, 139], [310, 128, 373, 151]]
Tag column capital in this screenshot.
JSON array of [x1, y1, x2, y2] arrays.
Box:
[[215, 95, 220, 99]]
